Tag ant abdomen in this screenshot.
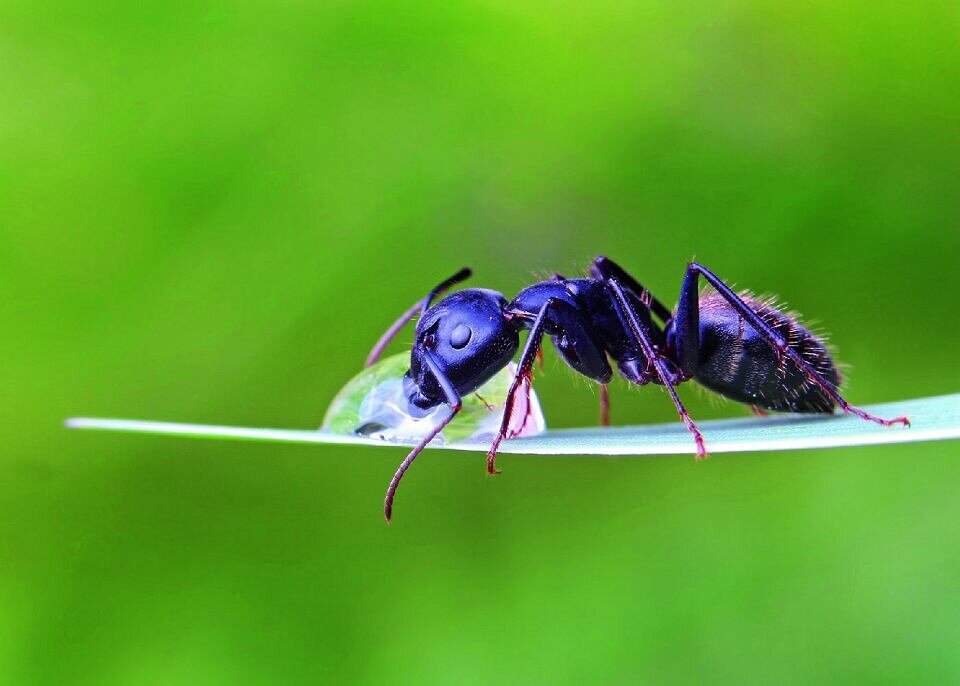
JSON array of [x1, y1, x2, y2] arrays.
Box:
[[693, 293, 841, 413]]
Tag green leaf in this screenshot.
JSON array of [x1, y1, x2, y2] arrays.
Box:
[[66, 393, 959, 456]]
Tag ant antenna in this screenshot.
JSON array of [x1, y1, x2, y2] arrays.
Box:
[[383, 350, 463, 521], [365, 267, 472, 367]]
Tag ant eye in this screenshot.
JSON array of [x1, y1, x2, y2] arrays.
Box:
[[423, 333, 436, 348], [450, 324, 472, 349]]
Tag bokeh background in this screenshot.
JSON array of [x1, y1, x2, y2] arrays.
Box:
[[3, 1, 960, 683]]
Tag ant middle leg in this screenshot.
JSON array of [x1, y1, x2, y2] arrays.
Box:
[[606, 279, 707, 458], [674, 262, 909, 427], [591, 256, 673, 324]]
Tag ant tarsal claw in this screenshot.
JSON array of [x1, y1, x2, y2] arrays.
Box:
[[886, 415, 911, 428], [692, 432, 708, 460]]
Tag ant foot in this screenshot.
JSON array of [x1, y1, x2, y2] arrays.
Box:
[[847, 405, 911, 428], [693, 434, 708, 461], [486, 450, 502, 475]]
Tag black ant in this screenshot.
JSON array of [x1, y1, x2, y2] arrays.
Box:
[[366, 256, 909, 521]]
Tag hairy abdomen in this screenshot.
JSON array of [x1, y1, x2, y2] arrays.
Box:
[[693, 293, 840, 413]]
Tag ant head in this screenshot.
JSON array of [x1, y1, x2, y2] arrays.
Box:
[[405, 288, 520, 409]]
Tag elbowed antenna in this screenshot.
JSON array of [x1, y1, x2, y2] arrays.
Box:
[[420, 267, 473, 313], [365, 267, 472, 367]]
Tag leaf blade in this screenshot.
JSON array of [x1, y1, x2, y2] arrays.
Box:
[[65, 393, 960, 456]]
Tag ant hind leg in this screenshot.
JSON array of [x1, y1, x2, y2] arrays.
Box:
[[678, 262, 909, 428]]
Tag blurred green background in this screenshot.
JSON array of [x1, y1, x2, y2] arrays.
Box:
[[3, 0, 960, 683]]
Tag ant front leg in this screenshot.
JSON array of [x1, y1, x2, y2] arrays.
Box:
[[487, 297, 611, 474], [486, 299, 559, 475], [676, 262, 909, 428], [383, 351, 463, 522], [606, 279, 707, 458]]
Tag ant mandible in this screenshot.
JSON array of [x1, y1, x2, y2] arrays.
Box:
[[366, 256, 909, 521]]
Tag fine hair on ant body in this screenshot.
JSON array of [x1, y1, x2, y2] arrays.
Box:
[[366, 256, 909, 521]]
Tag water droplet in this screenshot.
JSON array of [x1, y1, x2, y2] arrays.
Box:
[[322, 353, 546, 444]]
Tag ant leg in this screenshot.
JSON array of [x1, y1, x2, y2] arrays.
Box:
[[607, 280, 707, 458], [591, 256, 673, 323], [488, 299, 613, 473], [365, 267, 472, 367], [383, 350, 462, 522], [600, 384, 610, 426], [485, 298, 561, 475], [681, 262, 909, 427]]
